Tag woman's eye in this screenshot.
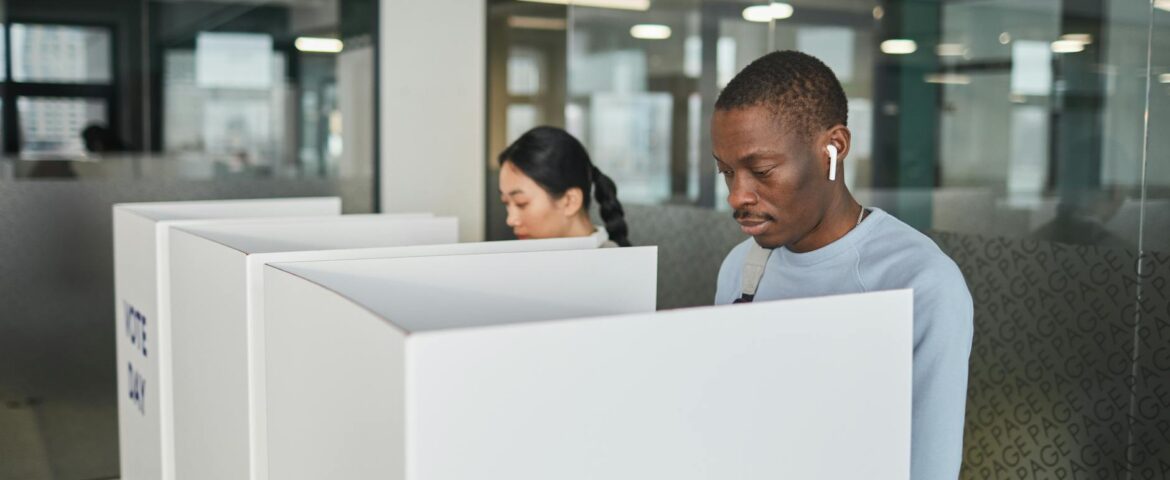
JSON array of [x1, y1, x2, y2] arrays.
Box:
[[515, 203, 528, 209]]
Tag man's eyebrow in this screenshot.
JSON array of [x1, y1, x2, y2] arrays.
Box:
[[716, 150, 786, 166], [747, 150, 787, 160]]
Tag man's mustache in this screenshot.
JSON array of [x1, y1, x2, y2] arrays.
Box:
[[733, 210, 774, 222]]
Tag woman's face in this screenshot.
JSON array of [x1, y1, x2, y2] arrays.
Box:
[[499, 161, 578, 239]]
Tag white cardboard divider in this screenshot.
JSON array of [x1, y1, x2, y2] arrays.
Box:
[[168, 234, 607, 480], [167, 214, 483, 480], [264, 256, 910, 480], [112, 197, 342, 480], [233, 237, 603, 479]]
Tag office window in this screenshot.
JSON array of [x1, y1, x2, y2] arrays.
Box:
[[11, 23, 112, 84], [17, 96, 107, 157], [1, 22, 115, 157]]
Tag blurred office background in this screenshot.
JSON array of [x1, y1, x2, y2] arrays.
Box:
[[1, 0, 1168, 478], [0, 0, 375, 478]]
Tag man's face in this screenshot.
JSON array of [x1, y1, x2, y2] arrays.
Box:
[[711, 106, 830, 249]]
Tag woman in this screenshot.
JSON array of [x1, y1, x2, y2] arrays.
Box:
[[497, 126, 631, 247]]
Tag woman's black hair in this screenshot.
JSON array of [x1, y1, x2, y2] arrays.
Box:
[[498, 126, 631, 247]]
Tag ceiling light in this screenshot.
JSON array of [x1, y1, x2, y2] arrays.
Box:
[[769, 3, 794, 19], [999, 32, 1011, 45], [1160, 73, 1170, 84], [630, 24, 671, 40], [743, 5, 772, 22], [1060, 33, 1093, 45], [1050, 39, 1085, 53], [881, 39, 917, 55], [508, 16, 567, 30], [295, 37, 342, 53], [936, 43, 966, 57], [742, 3, 794, 23], [924, 73, 971, 85], [872, 6, 884, 20], [1155, 0, 1170, 12], [518, 0, 650, 11]]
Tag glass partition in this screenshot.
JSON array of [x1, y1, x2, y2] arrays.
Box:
[[0, 1, 378, 478], [486, 0, 1169, 476]]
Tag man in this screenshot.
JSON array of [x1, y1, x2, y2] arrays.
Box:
[[712, 50, 973, 479]]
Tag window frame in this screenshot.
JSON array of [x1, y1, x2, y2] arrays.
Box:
[[1, 19, 119, 155]]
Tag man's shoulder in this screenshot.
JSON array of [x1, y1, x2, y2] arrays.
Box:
[[862, 212, 966, 291], [862, 211, 973, 335]]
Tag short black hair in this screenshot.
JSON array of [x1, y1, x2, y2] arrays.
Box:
[[715, 50, 848, 142]]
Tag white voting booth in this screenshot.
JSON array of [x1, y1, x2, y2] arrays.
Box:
[[165, 214, 468, 480], [174, 236, 609, 480], [263, 251, 911, 480], [112, 197, 342, 480]]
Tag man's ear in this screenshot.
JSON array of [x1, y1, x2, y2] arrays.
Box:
[[825, 125, 851, 165]]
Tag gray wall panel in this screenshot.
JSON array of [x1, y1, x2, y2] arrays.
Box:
[[621, 203, 746, 310]]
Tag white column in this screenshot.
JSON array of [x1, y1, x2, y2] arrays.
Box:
[[380, 0, 486, 242]]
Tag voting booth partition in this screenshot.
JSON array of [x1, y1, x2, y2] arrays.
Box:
[[112, 197, 342, 480], [169, 234, 610, 480], [263, 248, 913, 480], [164, 214, 468, 480]]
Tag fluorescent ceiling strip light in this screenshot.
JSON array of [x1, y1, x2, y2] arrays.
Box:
[[630, 24, 671, 40], [1050, 39, 1084, 53], [743, 3, 794, 22], [924, 73, 971, 85], [1059, 33, 1092, 45], [508, 16, 567, 30], [295, 37, 343, 53], [881, 39, 917, 55], [518, 0, 650, 11]]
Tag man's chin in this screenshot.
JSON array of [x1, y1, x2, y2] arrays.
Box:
[[750, 232, 786, 250]]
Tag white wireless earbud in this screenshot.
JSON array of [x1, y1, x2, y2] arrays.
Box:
[[827, 145, 838, 181]]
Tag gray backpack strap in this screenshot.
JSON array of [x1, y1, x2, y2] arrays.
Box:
[[735, 242, 773, 304]]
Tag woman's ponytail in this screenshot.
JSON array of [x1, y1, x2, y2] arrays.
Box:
[[591, 166, 631, 247], [500, 127, 632, 246]]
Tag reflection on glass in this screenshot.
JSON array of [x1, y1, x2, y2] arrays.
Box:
[[163, 49, 288, 176], [560, 0, 1163, 247], [0, 25, 6, 81], [587, 92, 671, 202], [508, 46, 545, 95], [195, 32, 273, 90], [506, 103, 542, 144], [17, 96, 106, 158], [143, 0, 368, 181], [11, 23, 111, 84], [0, 2, 378, 479], [566, 5, 774, 205], [1147, 6, 1170, 254]]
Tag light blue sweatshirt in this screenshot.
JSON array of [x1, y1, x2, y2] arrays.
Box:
[[715, 207, 973, 480]]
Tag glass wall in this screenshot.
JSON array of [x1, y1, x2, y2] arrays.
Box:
[[0, 1, 378, 478], [487, 0, 1168, 476]]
